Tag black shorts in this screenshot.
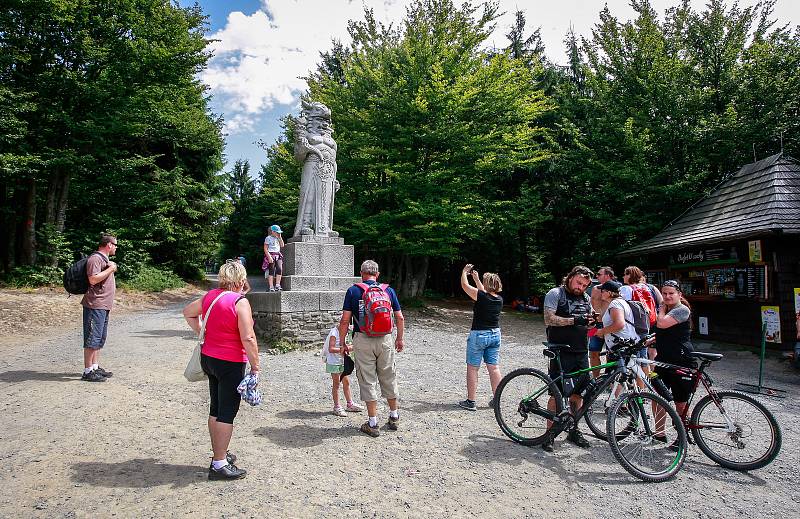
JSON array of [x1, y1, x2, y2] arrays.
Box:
[[654, 365, 695, 403], [549, 351, 590, 397], [201, 354, 246, 424]]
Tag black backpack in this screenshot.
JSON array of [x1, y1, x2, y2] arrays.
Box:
[[63, 252, 101, 295]]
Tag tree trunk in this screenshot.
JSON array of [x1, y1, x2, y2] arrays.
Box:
[[17, 177, 37, 266], [519, 228, 529, 298], [0, 180, 12, 273]]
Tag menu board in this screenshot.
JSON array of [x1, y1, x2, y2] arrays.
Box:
[[644, 270, 666, 287], [676, 264, 767, 299]]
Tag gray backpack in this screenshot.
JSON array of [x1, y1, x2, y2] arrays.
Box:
[[624, 299, 651, 337]]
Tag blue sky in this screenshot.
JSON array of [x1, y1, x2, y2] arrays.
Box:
[[183, 1, 800, 176]]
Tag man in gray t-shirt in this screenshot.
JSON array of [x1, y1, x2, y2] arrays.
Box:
[[80, 234, 118, 383]]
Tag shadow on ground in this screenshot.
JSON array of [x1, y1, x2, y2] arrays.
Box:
[[402, 399, 474, 415], [459, 433, 768, 486], [273, 409, 331, 420], [71, 458, 203, 488], [133, 329, 196, 339], [254, 424, 361, 448], [0, 370, 77, 383]]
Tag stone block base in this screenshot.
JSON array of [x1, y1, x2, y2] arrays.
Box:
[[248, 290, 346, 349], [252, 309, 342, 348]]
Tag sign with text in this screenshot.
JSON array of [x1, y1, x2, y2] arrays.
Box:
[[748, 240, 763, 262], [761, 306, 781, 343], [670, 246, 739, 266]]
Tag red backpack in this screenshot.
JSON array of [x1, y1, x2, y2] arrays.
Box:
[[356, 282, 394, 337], [630, 284, 657, 326]]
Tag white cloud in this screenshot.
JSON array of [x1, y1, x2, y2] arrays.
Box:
[[205, 0, 800, 135], [205, 1, 407, 134]]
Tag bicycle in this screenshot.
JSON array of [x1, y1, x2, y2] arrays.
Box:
[[589, 335, 782, 471], [494, 340, 687, 482], [647, 351, 781, 471]]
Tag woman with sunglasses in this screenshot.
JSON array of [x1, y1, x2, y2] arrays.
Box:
[[653, 280, 697, 416]]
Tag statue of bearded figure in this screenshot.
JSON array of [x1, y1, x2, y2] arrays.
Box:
[[293, 100, 339, 238]]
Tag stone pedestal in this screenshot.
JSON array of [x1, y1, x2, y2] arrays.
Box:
[[248, 236, 359, 348]]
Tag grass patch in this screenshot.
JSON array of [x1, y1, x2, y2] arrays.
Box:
[[2, 265, 63, 288], [119, 265, 185, 292], [269, 338, 301, 354]]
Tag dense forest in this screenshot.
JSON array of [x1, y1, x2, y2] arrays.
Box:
[[0, 0, 225, 287], [2, 0, 799, 298]]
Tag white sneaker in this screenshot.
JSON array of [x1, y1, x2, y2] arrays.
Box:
[[345, 402, 363, 413], [333, 407, 347, 417]]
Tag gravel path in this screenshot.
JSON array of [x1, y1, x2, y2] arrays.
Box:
[[0, 299, 798, 518]]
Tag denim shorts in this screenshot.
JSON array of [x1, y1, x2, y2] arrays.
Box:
[[83, 307, 110, 349], [466, 329, 501, 366], [588, 334, 605, 352]]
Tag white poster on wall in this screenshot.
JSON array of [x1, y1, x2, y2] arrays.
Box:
[[698, 316, 709, 335]]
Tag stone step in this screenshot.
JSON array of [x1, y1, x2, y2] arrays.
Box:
[[282, 275, 360, 292], [282, 241, 355, 277], [247, 290, 348, 312]]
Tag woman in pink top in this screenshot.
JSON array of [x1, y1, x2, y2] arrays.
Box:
[[183, 260, 261, 480]]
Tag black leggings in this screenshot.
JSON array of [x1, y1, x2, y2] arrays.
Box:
[[268, 253, 283, 276], [201, 354, 245, 424]]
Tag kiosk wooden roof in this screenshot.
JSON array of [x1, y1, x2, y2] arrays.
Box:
[[624, 153, 800, 256]]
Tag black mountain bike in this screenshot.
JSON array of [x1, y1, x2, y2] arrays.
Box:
[[494, 340, 687, 482]]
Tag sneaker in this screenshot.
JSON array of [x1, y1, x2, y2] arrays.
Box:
[[81, 370, 106, 382], [345, 402, 363, 413], [458, 399, 477, 411], [226, 451, 237, 464], [95, 367, 113, 378], [360, 421, 380, 438], [387, 414, 400, 431], [488, 397, 495, 409], [208, 463, 247, 480], [333, 407, 347, 417], [541, 438, 555, 452], [566, 428, 591, 448], [268, 287, 275, 292], [275, 285, 282, 291]]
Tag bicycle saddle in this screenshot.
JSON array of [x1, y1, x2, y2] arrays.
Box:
[[686, 351, 723, 361], [542, 342, 570, 351]]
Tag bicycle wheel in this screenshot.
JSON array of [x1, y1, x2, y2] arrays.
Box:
[[607, 391, 687, 482], [690, 390, 782, 471], [584, 376, 634, 441], [494, 368, 563, 446]]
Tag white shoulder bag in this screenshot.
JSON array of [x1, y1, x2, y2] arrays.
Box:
[[184, 291, 230, 382]]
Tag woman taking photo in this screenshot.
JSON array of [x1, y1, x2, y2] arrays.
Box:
[[458, 264, 503, 411], [183, 260, 261, 480], [653, 280, 696, 417]]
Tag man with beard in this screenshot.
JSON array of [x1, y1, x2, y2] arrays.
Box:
[[541, 265, 595, 452]]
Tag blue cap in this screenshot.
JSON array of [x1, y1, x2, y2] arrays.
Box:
[[270, 224, 283, 233]]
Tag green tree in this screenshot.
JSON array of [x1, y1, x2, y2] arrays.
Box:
[[304, 0, 553, 297], [0, 0, 225, 281]]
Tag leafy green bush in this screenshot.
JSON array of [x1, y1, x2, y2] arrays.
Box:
[[119, 265, 185, 292], [3, 265, 64, 287]]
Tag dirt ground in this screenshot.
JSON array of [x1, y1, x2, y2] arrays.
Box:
[[0, 293, 798, 518]]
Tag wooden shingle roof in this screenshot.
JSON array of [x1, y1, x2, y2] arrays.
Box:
[[623, 153, 800, 256]]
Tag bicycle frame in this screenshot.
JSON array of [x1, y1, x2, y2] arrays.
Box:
[[621, 356, 739, 434], [528, 352, 643, 436]]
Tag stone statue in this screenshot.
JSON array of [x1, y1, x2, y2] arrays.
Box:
[[293, 100, 339, 238]]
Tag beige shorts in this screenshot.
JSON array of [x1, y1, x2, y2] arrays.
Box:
[[352, 332, 398, 402]]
